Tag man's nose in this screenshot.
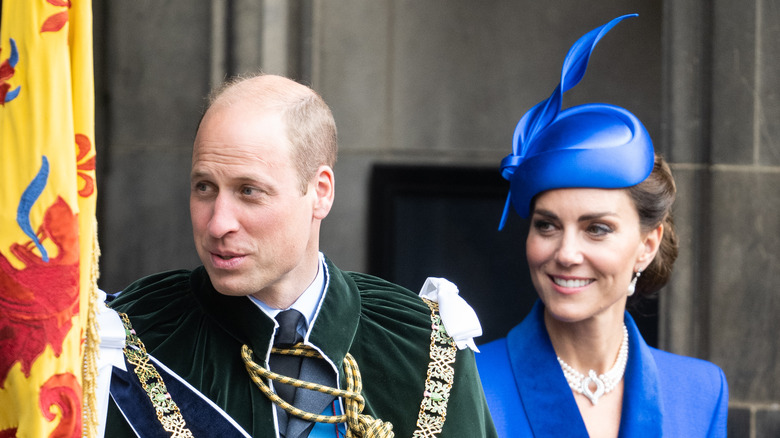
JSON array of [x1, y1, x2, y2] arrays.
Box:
[[208, 194, 240, 237]]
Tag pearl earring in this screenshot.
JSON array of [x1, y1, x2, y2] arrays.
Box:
[[628, 270, 642, 296]]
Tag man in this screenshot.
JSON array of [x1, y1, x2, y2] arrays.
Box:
[[105, 74, 496, 438]]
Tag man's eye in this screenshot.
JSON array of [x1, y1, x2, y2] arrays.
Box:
[[241, 186, 263, 196]]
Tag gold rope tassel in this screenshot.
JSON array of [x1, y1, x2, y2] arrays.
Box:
[[241, 344, 394, 438]]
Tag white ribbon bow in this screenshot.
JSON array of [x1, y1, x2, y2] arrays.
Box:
[[418, 277, 482, 352]]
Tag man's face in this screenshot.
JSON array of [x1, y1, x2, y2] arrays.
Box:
[[189, 103, 320, 303]]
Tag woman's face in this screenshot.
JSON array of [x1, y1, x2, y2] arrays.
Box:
[[526, 188, 660, 324]]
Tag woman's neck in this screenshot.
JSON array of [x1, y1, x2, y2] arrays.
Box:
[[544, 308, 626, 374]]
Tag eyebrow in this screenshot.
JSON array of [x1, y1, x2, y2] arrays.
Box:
[[533, 209, 619, 222], [190, 170, 260, 184], [190, 170, 209, 180]]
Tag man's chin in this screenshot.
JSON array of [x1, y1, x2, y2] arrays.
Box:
[[204, 269, 254, 297], [213, 287, 252, 297]]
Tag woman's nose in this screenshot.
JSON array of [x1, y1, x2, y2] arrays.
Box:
[[555, 232, 584, 267]]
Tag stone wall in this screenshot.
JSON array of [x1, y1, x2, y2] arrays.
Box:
[[94, 1, 780, 436], [661, 1, 780, 435]]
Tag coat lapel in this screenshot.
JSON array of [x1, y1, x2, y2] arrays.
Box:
[[507, 302, 589, 437], [618, 313, 663, 436], [307, 257, 361, 378], [509, 301, 665, 437]]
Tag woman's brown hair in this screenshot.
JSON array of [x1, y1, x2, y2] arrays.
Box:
[[627, 154, 678, 299]]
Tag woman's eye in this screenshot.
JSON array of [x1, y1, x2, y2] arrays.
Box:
[[533, 220, 556, 233], [588, 223, 613, 236]]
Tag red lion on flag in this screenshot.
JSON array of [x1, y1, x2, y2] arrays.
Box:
[[0, 197, 80, 385]]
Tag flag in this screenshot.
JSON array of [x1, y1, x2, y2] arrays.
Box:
[[0, 0, 100, 436]]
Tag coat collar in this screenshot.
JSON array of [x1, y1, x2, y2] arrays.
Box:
[[618, 307, 663, 436], [190, 257, 361, 374], [506, 301, 663, 437], [306, 257, 361, 374]]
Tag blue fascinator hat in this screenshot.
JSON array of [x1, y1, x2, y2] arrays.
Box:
[[499, 14, 654, 229]]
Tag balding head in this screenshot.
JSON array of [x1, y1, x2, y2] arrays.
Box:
[[201, 74, 338, 193]]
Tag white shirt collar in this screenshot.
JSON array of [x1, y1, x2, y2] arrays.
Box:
[[248, 253, 327, 337]]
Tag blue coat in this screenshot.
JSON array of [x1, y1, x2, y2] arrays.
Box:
[[476, 301, 728, 437]]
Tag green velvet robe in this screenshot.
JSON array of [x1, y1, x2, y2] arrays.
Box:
[[106, 258, 496, 437]]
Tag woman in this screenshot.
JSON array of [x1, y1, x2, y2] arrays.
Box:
[[476, 15, 728, 437]]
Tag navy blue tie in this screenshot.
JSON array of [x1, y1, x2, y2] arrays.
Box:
[[271, 309, 304, 405]]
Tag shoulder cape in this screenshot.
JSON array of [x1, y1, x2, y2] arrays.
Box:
[[107, 259, 496, 437]]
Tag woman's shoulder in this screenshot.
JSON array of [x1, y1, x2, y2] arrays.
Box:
[[476, 337, 510, 364], [475, 337, 515, 401], [644, 347, 729, 436], [648, 346, 727, 393], [649, 346, 724, 372]]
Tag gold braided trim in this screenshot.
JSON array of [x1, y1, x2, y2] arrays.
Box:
[[413, 298, 458, 438], [119, 312, 194, 438], [241, 344, 393, 438]]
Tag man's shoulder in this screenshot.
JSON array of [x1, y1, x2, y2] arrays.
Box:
[[107, 268, 211, 364], [110, 269, 194, 305], [108, 268, 201, 329], [328, 269, 497, 438], [344, 270, 417, 295], [320, 264, 433, 345], [341, 269, 430, 314]]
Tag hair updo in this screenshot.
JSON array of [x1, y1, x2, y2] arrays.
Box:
[[627, 154, 678, 299]]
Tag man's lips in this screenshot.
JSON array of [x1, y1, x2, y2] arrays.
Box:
[[209, 251, 246, 269]]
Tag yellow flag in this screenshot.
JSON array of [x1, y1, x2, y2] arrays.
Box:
[[0, 0, 99, 437]]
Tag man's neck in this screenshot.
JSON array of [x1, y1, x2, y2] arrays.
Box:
[[249, 253, 327, 332]]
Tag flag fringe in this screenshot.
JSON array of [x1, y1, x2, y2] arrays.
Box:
[[82, 217, 101, 438]]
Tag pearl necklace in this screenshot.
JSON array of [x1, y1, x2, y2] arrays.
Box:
[[556, 324, 629, 406]]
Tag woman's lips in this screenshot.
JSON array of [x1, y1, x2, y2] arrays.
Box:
[[549, 275, 594, 294]]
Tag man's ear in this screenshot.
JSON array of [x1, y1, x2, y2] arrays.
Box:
[[312, 165, 335, 220], [637, 223, 663, 268]]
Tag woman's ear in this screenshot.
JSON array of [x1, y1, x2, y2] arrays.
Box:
[[312, 165, 335, 220], [637, 223, 664, 268]]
